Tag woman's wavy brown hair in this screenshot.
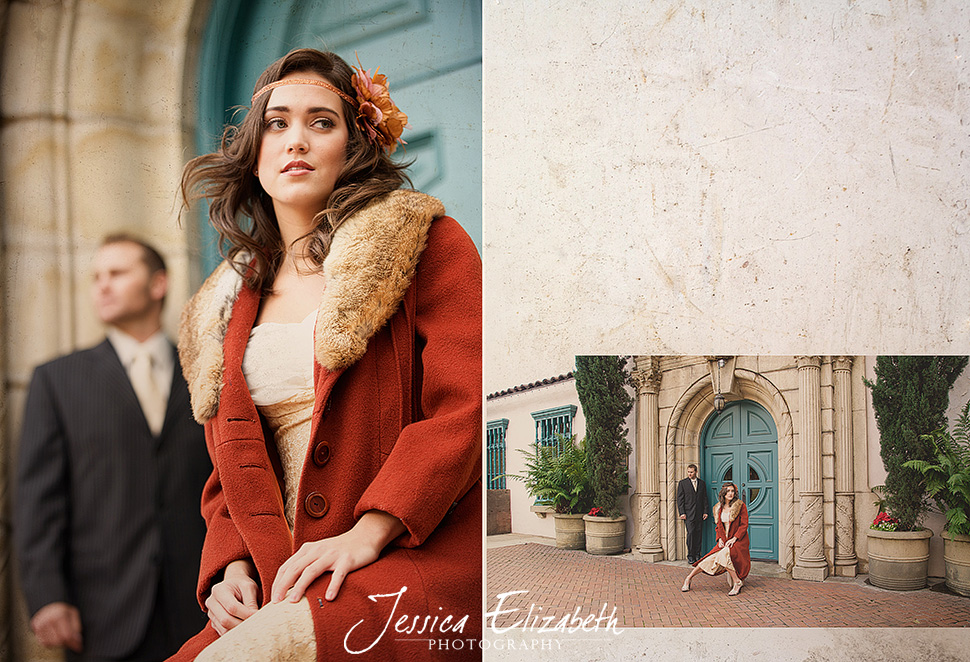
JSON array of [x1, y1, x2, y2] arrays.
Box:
[[718, 482, 739, 508], [181, 48, 410, 292]]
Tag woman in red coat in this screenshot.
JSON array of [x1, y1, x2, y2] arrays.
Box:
[[169, 48, 481, 661], [681, 482, 750, 595]]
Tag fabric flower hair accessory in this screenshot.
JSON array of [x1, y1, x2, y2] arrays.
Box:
[[351, 55, 409, 154]]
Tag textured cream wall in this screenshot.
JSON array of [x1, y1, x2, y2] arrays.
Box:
[[484, 0, 970, 393]]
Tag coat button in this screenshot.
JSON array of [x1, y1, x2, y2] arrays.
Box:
[[304, 492, 329, 518], [312, 442, 331, 467]]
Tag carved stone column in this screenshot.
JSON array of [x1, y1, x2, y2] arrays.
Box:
[[833, 356, 858, 576], [631, 357, 664, 562], [792, 356, 829, 581]]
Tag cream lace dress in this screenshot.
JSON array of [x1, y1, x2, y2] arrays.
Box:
[[195, 310, 317, 662], [696, 507, 736, 576]]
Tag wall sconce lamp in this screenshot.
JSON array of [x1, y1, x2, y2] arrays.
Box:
[[713, 357, 727, 412]]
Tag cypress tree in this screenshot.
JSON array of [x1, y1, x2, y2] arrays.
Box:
[[865, 356, 968, 531], [574, 355, 634, 518]]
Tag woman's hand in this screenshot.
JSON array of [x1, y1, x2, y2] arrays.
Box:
[[726, 537, 737, 548], [272, 510, 406, 604], [717, 539, 725, 549], [205, 559, 259, 636]]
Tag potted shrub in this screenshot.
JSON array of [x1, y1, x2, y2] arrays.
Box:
[[575, 355, 634, 555], [904, 398, 970, 596], [508, 435, 593, 549], [864, 356, 968, 590]]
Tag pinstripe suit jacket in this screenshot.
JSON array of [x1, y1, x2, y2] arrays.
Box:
[[14, 339, 210, 659]]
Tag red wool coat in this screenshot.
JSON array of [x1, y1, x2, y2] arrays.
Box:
[[169, 191, 482, 661], [695, 500, 751, 580]]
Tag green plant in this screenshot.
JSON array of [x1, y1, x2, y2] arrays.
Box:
[[574, 355, 634, 518], [904, 399, 970, 536], [864, 356, 968, 531], [507, 435, 594, 514]]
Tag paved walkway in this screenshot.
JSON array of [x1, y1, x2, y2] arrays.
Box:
[[486, 539, 970, 628]]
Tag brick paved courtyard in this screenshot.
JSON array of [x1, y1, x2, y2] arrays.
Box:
[[486, 543, 970, 628]]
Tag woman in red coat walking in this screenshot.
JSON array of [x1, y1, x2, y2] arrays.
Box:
[[169, 48, 481, 661], [681, 482, 750, 596]]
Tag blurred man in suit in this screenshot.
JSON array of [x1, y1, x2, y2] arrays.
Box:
[[15, 235, 210, 661], [677, 464, 709, 564]]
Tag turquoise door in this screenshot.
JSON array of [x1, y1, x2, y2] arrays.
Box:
[[196, 0, 482, 274], [701, 401, 778, 561]]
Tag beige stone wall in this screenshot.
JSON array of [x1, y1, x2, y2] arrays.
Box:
[[0, 1, 208, 659], [851, 357, 876, 573]]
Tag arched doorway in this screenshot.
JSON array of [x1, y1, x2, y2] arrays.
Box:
[[701, 400, 779, 561], [195, 0, 482, 274]]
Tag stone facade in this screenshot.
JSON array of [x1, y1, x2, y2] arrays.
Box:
[[630, 356, 875, 578]]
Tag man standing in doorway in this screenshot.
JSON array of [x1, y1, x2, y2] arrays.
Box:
[[677, 464, 709, 564], [14, 235, 210, 661]]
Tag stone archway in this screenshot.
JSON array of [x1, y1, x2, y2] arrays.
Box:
[[662, 366, 796, 569]]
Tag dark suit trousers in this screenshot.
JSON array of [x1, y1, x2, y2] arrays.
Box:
[[685, 517, 704, 561]]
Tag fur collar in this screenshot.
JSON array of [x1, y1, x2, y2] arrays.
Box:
[[713, 499, 743, 523], [178, 190, 444, 423]]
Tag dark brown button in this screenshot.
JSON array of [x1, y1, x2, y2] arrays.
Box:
[[304, 492, 329, 518], [312, 442, 332, 467]]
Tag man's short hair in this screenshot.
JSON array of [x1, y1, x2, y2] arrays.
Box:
[[687, 463, 698, 472], [101, 233, 167, 274]]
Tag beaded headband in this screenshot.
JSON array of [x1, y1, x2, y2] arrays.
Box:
[[250, 60, 409, 154], [251, 78, 355, 107]]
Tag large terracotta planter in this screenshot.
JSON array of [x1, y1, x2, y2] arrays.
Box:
[[583, 514, 627, 555], [942, 531, 970, 597], [554, 513, 586, 550], [866, 528, 932, 591]]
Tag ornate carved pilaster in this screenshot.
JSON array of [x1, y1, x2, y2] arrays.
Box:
[[798, 493, 824, 546], [632, 493, 663, 561], [631, 357, 663, 561], [793, 356, 828, 581], [833, 356, 858, 576]]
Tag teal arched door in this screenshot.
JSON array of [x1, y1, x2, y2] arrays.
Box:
[[701, 400, 779, 561], [196, 0, 482, 274]]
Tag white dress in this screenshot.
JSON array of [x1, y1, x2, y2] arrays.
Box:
[[696, 507, 736, 575]]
